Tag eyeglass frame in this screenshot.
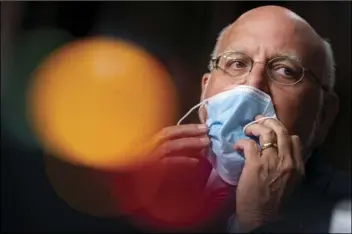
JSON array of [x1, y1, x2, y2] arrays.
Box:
[[209, 51, 330, 92]]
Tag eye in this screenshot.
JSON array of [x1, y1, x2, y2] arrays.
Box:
[[271, 64, 301, 80], [226, 59, 249, 70], [276, 67, 295, 77]]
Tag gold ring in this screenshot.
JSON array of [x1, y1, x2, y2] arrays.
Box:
[[260, 142, 278, 153]]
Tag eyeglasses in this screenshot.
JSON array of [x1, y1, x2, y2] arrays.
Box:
[[209, 51, 329, 92]]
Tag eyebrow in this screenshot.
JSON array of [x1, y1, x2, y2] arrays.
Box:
[[221, 48, 303, 62], [273, 52, 302, 62]]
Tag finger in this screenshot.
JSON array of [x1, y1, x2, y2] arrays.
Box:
[[244, 123, 278, 151], [155, 136, 209, 158], [256, 117, 291, 157], [244, 123, 278, 168], [255, 115, 285, 128], [244, 123, 277, 143], [155, 124, 208, 144], [280, 135, 304, 197], [291, 135, 305, 177], [255, 115, 288, 134], [233, 139, 260, 163]]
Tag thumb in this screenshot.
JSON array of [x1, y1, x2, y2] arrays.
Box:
[[234, 139, 260, 163]]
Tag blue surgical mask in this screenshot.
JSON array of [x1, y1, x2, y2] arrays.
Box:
[[178, 85, 277, 186]]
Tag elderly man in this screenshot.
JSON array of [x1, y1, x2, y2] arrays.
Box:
[[139, 5, 341, 233], [2, 4, 347, 234]]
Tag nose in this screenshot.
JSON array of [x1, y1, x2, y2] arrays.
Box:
[[245, 62, 270, 93]]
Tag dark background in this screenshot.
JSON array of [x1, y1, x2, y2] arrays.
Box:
[[3, 1, 349, 168], [1, 1, 351, 232]]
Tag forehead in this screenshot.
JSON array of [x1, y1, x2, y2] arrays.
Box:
[[220, 17, 320, 65]]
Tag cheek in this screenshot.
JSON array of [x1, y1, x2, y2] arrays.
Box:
[[198, 105, 207, 123], [273, 98, 299, 134], [203, 75, 235, 99], [272, 89, 320, 140]]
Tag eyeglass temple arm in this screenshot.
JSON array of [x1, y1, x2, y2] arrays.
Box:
[[305, 69, 330, 93]]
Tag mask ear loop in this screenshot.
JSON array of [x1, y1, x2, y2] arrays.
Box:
[[242, 116, 279, 133], [177, 75, 212, 126], [177, 102, 206, 125]]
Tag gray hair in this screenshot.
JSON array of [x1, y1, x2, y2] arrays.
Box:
[[208, 25, 231, 71], [321, 40, 336, 89], [208, 25, 336, 90]]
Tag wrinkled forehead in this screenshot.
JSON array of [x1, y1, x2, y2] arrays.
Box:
[[219, 15, 322, 66]]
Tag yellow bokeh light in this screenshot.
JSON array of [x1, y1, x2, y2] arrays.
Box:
[[28, 37, 178, 171]]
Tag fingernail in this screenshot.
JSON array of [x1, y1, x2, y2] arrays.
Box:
[[198, 124, 208, 131], [201, 137, 210, 144]]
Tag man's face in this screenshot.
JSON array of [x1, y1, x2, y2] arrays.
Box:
[[200, 8, 333, 152]]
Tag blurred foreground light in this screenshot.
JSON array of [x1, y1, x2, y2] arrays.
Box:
[[28, 37, 178, 171], [1, 28, 73, 149], [44, 155, 168, 217], [128, 157, 224, 231]]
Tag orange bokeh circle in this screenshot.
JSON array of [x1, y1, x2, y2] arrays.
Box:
[[28, 37, 178, 171]]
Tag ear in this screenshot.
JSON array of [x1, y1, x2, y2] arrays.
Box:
[[315, 91, 339, 145], [199, 73, 211, 123], [201, 73, 211, 95]]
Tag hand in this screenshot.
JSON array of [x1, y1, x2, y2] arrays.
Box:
[[141, 123, 211, 196], [233, 115, 305, 232], [148, 123, 209, 167], [130, 124, 212, 231], [131, 123, 210, 187]]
